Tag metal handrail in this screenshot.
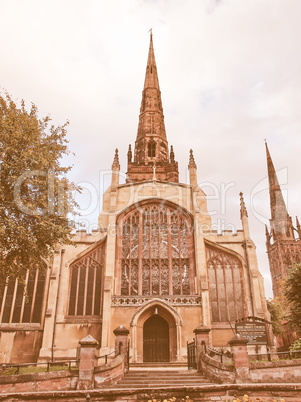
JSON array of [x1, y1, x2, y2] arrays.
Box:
[[1, 360, 78, 375], [248, 349, 301, 362], [206, 346, 232, 363], [96, 342, 122, 365]]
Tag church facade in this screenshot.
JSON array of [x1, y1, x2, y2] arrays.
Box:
[[0, 34, 271, 364]]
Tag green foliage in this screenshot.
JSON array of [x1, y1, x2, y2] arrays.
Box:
[[0, 92, 79, 282], [289, 337, 301, 352], [266, 298, 285, 336], [284, 263, 301, 332]]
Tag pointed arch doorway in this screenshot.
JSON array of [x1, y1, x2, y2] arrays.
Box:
[[143, 315, 169, 362]]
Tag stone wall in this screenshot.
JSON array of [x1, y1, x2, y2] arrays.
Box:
[[0, 329, 43, 363], [199, 352, 235, 384], [250, 358, 301, 383], [0, 370, 78, 393], [1, 384, 301, 401]]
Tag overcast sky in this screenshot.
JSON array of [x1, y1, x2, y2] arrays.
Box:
[[1, 0, 301, 298]]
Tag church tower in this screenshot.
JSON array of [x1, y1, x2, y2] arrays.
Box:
[[127, 32, 179, 183], [265, 142, 301, 298], [0, 33, 272, 365]]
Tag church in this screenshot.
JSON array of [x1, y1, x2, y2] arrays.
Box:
[[0, 34, 271, 364]]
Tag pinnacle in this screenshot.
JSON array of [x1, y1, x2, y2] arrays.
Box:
[[112, 148, 120, 170], [188, 149, 197, 168], [239, 192, 248, 219]]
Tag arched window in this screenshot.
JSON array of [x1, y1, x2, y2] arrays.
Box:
[[0, 265, 46, 324], [206, 246, 245, 322], [117, 202, 195, 296], [68, 242, 105, 316], [148, 141, 156, 158]]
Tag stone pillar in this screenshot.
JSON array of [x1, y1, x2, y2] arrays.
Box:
[[194, 324, 210, 371], [228, 334, 250, 383], [113, 326, 129, 367], [77, 335, 98, 390]]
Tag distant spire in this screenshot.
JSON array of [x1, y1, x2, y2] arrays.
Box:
[[170, 145, 175, 163], [188, 149, 197, 169], [265, 224, 271, 246], [112, 148, 120, 170], [239, 192, 248, 219], [265, 142, 293, 239], [127, 144, 132, 163], [297, 216, 301, 239]]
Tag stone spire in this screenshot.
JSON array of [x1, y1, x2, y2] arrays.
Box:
[[188, 149, 197, 186], [111, 148, 120, 188], [239, 192, 248, 219], [296, 216, 301, 239], [265, 141, 294, 240], [127, 32, 178, 183], [239, 192, 250, 239], [112, 148, 120, 170]]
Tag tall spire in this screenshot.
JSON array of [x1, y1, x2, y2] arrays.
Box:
[[265, 141, 293, 239], [127, 32, 178, 183]]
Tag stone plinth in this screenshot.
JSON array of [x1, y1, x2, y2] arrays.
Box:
[[113, 326, 129, 367], [77, 335, 98, 390], [228, 334, 250, 383]]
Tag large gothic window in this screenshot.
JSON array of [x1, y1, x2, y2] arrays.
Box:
[[206, 246, 245, 323], [0, 266, 46, 324], [117, 201, 195, 296], [68, 242, 105, 317]]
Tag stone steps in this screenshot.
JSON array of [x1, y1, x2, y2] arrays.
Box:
[[110, 369, 211, 389]]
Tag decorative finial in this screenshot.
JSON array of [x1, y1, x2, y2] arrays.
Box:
[[239, 192, 248, 219], [188, 149, 197, 168], [112, 148, 120, 170], [170, 145, 175, 163]]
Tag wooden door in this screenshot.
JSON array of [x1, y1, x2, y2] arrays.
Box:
[[143, 315, 169, 362]]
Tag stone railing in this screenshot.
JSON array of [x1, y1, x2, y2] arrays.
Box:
[[0, 325, 130, 393], [195, 324, 301, 384]]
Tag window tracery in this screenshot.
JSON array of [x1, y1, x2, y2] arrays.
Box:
[[0, 266, 46, 324], [118, 202, 195, 296], [68, 242, 105, 316], [206, 246, 244, 323]]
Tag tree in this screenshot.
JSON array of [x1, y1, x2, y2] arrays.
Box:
[[284, 263, 301, 332], [266, 297, 285, 336], [0, 92, 79, 283]]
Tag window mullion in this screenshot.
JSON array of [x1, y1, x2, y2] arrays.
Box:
[[177, 217, 182, 295], [138, 212, 143, 295], [92, 265, 97, 315], [0, 284, 8, 323], [9, 279, 18, 324], [19, 270, 29, 323], [83, 258, 89, 316], [167, 213, 173, 295], [29, 269, 39, 323], [74, 265, 81, 315]]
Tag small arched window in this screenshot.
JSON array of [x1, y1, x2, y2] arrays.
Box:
[[148, 141, 156, 158]]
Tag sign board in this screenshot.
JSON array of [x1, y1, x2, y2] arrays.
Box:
[[235, 321, 267, 345]]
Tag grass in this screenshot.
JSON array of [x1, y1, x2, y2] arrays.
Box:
[[0, 364, 78, 376]]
